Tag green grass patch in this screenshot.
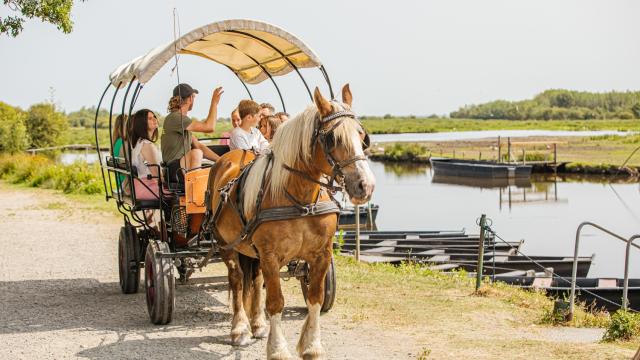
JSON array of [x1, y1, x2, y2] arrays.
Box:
[[0, 154, 103, 194]]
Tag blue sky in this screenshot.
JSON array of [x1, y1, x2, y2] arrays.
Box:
[[1, 0, 639, 118]]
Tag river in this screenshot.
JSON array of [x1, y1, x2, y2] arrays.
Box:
[[368, 161, 640, 278]]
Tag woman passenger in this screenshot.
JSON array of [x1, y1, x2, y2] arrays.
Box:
[[258, 115, 284, 142], [129, 109, 162, 200], [111, 114, 128, 187], [220, 107, 241, 146]]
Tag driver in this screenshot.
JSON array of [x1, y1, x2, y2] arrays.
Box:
[[161, 83, 223, 179]]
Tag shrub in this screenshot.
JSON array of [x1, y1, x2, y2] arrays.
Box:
[[0, 154, 103, 195], [602, 310, 640, 342], [25, 103, 68, 148], [0, 101, 29, 153]]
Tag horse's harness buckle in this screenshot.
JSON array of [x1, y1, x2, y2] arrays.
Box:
[[301, 204, 317, 216]]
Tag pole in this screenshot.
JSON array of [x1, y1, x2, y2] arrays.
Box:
[[507, 137, 511, 163], [367, 202, 374, 230], [497, 136, 501, 162], [475, 214, 487, 292], [553, 143, 557, 165], [355, 205, 360, 262]]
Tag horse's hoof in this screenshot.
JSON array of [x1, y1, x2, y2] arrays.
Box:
[[231, 332, 252, 347], [252, 325, 269, 339], [299, 344, 325, 360], [267, 347, 293, 360]]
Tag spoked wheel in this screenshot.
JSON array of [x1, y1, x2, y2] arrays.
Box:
[[300, 257, 337, 313], [118, 224, 140, 294], [144, 240, 175, 325]]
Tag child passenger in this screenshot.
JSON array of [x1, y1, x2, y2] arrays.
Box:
[[229, 100, 269, 153]]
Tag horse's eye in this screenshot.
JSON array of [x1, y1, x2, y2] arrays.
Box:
[[324, 132, 337, 150], [362, 133, 371, 151]]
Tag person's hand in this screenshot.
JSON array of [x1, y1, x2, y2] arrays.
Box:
[[211, 87, 224, 106]]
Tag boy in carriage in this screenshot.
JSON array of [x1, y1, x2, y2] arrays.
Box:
[[161, 83, 224, 179]]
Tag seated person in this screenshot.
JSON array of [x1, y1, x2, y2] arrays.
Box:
[[274, 111, 289, 122], [220, 107, 240, 146], [259, 102, 275, 118], [229, 99, 269, 153], [258, 115, 283, 142], [111, 114, 128, 187], [161, 83, 223, 178], [129, 109, 162, 200]]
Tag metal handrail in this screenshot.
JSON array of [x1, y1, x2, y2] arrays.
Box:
[[569, 221, 640, 318]]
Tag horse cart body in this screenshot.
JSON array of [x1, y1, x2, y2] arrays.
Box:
[[95, 19, 342, 325]]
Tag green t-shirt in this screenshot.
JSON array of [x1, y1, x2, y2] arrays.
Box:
[[112, 137, 125, 186], [161, 111, 193, 163]]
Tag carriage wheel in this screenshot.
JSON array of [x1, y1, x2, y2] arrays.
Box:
[[299, 257, 337, 313], [144, 240, 175, 325], [118, 225, 140, 294]]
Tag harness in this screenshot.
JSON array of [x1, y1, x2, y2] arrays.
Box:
[[199, 105, 369, 262]]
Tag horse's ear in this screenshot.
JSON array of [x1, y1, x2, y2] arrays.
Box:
[[314, 87, 333, 117], [341, 84, 353, 107]]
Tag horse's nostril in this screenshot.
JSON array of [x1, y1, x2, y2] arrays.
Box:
[[357, 180, 365, 193]]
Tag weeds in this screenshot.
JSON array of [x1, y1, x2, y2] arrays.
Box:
[[602, 310, 640, 342], [0, 154, 103, 195]]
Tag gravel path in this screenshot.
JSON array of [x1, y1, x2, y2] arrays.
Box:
[[0, 185, 415, 359]]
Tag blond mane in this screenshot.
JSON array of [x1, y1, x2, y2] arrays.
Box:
[[242, 102, 360, 218]]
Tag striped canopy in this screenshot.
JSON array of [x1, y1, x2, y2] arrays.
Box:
[[109, 19, 322, 87]]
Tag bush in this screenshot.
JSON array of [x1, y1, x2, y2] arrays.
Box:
[[602, 310, 640, 341], [0, 154, 103, 195], [0, 101, 29, 153], [25, 103, 68, 148], [383, 143, 428, 161]]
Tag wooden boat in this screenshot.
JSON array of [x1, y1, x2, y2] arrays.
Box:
[[491, 275, 640, 311], [430, 158, 532, 179], [339, 204, 379, 226]]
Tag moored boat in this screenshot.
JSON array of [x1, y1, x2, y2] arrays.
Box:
[[430, 158, 532, 179]]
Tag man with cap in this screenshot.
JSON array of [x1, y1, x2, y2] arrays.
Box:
[[161, 83, 223, 174]]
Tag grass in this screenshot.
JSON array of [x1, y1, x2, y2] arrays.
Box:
[[361, 118, 640, 134], [309, 256, 637, 358], [370, 134, 640, 168], [0, 154, 104, 194]]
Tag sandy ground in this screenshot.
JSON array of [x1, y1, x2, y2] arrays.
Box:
[[0, 185, 416, 360]]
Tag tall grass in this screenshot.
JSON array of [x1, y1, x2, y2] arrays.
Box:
[[0, 154, 103, 194]]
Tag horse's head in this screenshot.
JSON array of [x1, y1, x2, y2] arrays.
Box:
[[312, 84, 376, 205]]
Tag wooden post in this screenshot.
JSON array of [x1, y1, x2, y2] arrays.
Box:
[[507, 137, 511, 163], [497, 136, 501, 162], [355, 205, 361, 262], [479, 151, 482, 161], [367, 202, 374, 230], [522, 148, 526, 165], [553, 143, 557, 164], [453, 150, 456, 158], [475, 214, 487, 292]]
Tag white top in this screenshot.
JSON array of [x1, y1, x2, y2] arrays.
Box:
[[131, 139, 162, 178], [109, 19, 322, 87], [229, 127, 270, 153]]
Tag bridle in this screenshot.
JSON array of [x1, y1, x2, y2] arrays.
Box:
[[283, 102, 370, 194]]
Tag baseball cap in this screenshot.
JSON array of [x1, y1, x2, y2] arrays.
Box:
[[173, 83, 199, 98]]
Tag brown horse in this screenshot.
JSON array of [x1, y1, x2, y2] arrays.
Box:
[[206, 84, 375, 359]]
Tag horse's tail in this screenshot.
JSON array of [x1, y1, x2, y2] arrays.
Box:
[[238, 253, 260, 312]]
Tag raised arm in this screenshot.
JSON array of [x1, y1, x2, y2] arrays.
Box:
[[187, 86, 224, 133]]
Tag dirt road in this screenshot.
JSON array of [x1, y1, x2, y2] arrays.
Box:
[[0, 185, 415, 359]]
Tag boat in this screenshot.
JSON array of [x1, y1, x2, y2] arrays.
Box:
[[430, 158, 532, 179], [491, 275, 640, 311], [339, 204, 379, 226]]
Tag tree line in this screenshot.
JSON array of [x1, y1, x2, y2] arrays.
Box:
[[450, 89, 640, 120]]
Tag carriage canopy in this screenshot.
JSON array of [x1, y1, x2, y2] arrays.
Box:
[[109, 19, 323, 87]]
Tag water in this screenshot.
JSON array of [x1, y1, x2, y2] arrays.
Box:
[[369, 161, 640, 278], [370, 130, 633, 143], [58, 151, 107, 165]]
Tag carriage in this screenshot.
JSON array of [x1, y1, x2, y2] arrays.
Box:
[[94, 19, 345, 325]]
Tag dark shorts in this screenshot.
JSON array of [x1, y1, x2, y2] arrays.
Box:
[[166, 159, 185, 186]]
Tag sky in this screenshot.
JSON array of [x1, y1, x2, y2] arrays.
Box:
[[1, 0, 639, 119]]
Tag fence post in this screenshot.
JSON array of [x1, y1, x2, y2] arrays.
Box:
[[507, 138, 511, 163], [475, 214, 487, 292], [553, 143, 557, 165], [497, 136, 501, 162], [355, 204, 360, 262]]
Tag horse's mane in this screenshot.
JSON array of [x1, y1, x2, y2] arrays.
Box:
[[242, 102, 360, 218]]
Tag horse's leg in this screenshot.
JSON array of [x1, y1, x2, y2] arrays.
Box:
[[262, 255, 292, 360], [297, 250, 331, 359], [221, 249, 252, 346], [249, 268, 269, 338]]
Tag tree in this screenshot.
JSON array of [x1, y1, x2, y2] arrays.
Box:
[[1, 0, 85, 37], [25, 103, 68, 148], [0, 101, 29, 153]]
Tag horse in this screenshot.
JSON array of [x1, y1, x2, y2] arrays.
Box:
[[205, 84, 375, 359]]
